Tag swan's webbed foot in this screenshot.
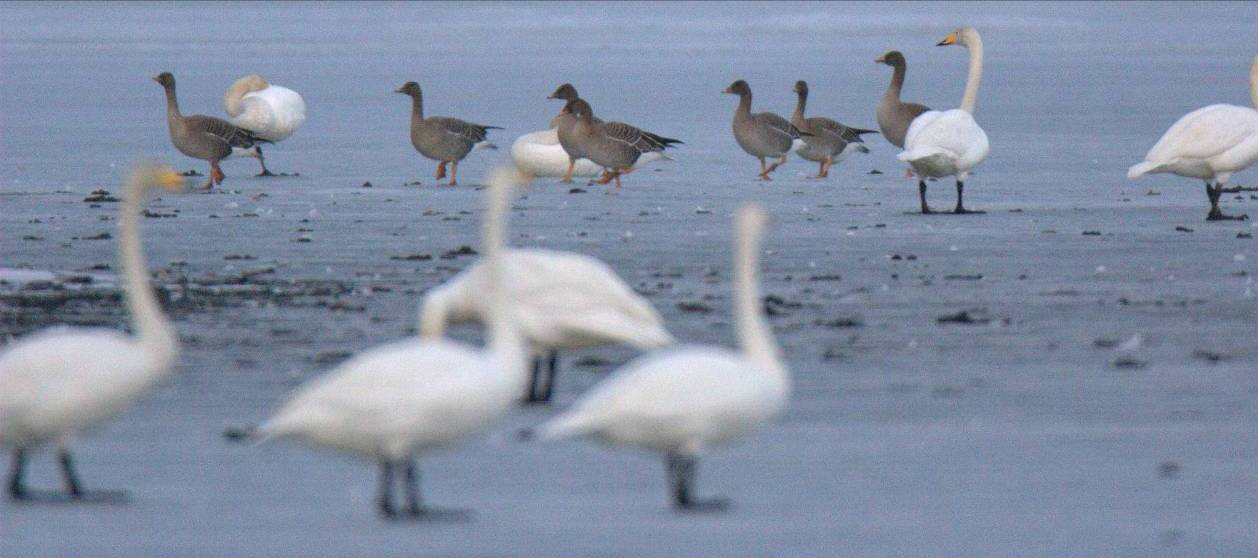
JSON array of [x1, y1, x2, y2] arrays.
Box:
[[674, 496, 732, 514], [403, 507, 476, 522], [256, 169, 277, 177], [1206, 210, 1248, 221], [9, 488, 128, 504], [952, 208, 986, 215]]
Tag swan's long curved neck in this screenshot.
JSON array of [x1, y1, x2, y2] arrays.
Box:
[[224, 81, 252, 117], [1249, 55, 1257, 109], [163, 84, 181, 119], [734, 211, 785, 380], [960, 35, 984, 114], [121, 177, 177, 367], [482, 170, 528, 394], [885, 63, 907, 101]]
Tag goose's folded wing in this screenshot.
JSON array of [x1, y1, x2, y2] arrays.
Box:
[[186, 115, 270, 148], [430, 117, 502, 145]]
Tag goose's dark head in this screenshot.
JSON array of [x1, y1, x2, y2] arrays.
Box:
[[548, 83, 579, 101], [875, 51, 906, 67], [152, 72, 175, 88], [723, 79, 751, 96], [395, 81, 421, 96], [793, 80, 809, 95]]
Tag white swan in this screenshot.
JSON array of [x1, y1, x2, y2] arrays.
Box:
[[223, 74, 306, 176], [536, 203, 789, 511], [898, 27, 990, 214], [420, 249, 673, 404], [0, 165, 185, 501], [1127, 55, 1258, 221], [230, 168, 529, 519], [511, 128, 605, 178]]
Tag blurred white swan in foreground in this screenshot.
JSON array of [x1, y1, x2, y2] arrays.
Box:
[[223, 74, 306, 176], [0, 165, 185, 502], [898, 27, 990, 214], [1127, 55, 1258, 221], [536, 203, 789, 512], [420, 253, 673, 404], [229, 168, 529, 520]]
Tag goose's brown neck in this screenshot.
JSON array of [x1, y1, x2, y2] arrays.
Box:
[[163, 84, 181, 119], [885, 62, 907, 101]]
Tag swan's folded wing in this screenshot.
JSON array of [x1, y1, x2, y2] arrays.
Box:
[[1146, 104, 1258, 163]]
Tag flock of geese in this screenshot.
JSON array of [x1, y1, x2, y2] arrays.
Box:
[[151, 27, 1258, 220], [2, 26, 1258, 520]]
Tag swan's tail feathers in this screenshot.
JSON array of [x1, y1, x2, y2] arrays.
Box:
[[473, 140, 499, 152], [1127, 161, 1161, 180], [535, 410, 599, 442], [231, 145, 261, 159], [897, 147, 951, 164]]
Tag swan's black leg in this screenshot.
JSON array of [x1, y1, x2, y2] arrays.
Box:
[[403, 458, 422, 516], [667, 453, 730, 513], [539, 351, 559, 402], [954, 180, 966, 213], [1206, 182, 1249, 221], [59, 449, 83, 497], [7, 448, 27, 500], [256, 146, 275, 177], [919, 180, 932, 214], [58, 449, 126, 502], [524, 356, 545, 404], [377, 459, 397, 518]]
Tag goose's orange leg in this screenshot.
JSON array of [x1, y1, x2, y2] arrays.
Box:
[[448, 161, 459, 186], [436, 161, 448, 180], [562, 159, 575, 183], [211, 162, 226, 187], [757, 157, 771, 181]]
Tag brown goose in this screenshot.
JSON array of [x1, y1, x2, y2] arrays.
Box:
[[790, 81, 877, 178], [723, 80, 805, 181], [548, 83, 602, 182], [395, 81, 501, 186], [154, 72, 269, 190], [875, 51, 930, 148], [566, 99, 682, 188]]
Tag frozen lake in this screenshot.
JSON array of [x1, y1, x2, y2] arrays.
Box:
[[2, 2, 1257, 556]]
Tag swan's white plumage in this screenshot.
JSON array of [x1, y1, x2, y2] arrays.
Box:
[[511, 129, 603, 177], [253, 168, 528, 465], [421, 248, 672, 353], [0, 165, 183, 455], [0, 329, 166, 448], [224, 77, 306, 142], [538, 347, 782, 453], [898, 108, 990, 178], [510, 128, 671, 178], [538, 204, 788, 460], [897, 27, 989, 180], [1127, 103, 1258, 182], [257, 337, 517, 459]]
